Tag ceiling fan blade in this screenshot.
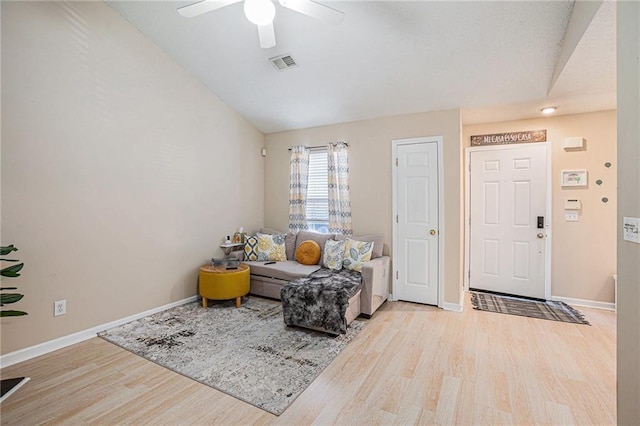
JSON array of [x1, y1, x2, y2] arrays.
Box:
[[177, 0, 242, 18], [257, 22, 276, 48], [278, 0, 344, 25]]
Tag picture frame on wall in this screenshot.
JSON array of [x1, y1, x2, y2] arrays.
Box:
[[561, 169, 588, 187]]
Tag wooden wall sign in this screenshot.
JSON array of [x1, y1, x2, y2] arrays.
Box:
[[470, 130, 547, 146]]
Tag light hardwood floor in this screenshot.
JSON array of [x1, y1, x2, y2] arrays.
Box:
[[0, 294, 616, 425]]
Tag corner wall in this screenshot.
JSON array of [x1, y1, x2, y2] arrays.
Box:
[[264, 109, 463, 305], [463, 111, 617, 304], [1, 2, 264, 354], [617, 1, 640, 423]]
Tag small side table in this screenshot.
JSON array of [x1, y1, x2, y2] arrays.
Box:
[[199, 263, 250, 308]]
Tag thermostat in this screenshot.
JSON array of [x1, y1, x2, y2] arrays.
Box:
[[564, 199, 582, 210], [563, 137, 585, 149]]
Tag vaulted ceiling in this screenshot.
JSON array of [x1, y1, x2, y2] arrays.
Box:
[[106, 0, 616, 133]]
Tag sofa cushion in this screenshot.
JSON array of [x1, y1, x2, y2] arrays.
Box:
[[343, 238, 373, 272], [296, 240, 321, 265], [294, 230, 334, 264], [244, 235, 259, 261], [323, 239, 346, 271], [336, 234, 384, 259], [256, 233, 287, 261], [285, 233, 297, 260], [245, 260, 321, 281]]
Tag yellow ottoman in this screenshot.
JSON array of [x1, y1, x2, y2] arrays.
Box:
[[199, 263, 250, 308]]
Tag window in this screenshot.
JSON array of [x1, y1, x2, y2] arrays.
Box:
[[306, 149, 329, 233]]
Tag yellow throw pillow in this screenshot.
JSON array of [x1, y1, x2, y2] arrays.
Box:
[[256, 233, 287, 262], [295, 240, 321, 265]]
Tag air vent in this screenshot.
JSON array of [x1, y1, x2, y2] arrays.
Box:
[[269, 54, 298, 71]]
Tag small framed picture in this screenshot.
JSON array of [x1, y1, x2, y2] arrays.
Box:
[[561, 170, 588, 187]]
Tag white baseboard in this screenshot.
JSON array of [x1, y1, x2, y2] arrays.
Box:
[[0, 295, 198, 369], [442, 302, 463, 312], [387, 294, 461, 311], [441, 290, 465, 313], [551, 295, 615, 312]]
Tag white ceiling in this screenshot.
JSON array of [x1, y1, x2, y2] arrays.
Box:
[[106, 0, 616, 133]]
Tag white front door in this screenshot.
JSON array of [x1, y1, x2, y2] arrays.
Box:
[[394, 141, 439, 305], [469, 144, 548, 299]]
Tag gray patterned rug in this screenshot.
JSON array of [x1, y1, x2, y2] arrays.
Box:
[[470, 291, 590, 325], [99, 297, 364, 415]]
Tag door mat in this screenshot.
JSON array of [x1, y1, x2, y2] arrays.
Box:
[[99, 297, 364, 415], [470, 291, 590, 325]]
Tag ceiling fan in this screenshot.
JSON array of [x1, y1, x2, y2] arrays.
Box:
[[177, 0, 345, 49]]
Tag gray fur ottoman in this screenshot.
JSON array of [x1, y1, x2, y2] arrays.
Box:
[[280, 268, 363, 335]]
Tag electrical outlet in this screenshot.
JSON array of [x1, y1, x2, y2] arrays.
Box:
[[54, 300, 66, 317]]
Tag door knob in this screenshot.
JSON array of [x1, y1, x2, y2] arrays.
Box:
[[537, 233, 544, 239], [430, 229, 437, 236]]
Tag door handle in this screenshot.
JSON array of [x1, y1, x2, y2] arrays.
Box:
[[430, 229, 437, 236], [537, 233, 544, 239]]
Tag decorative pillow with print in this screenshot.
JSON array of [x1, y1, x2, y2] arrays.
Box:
[[323, 239, 346, 271], [256, 233, 287, 261], [244, 235, 259, 261], [343, 238, 373, 272]]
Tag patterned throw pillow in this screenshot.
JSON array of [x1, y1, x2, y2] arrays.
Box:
[[343, 238, 373, 272], [256, 233, 287, 261], [323, 239, 346, 271], [244, 235, 259, 261]]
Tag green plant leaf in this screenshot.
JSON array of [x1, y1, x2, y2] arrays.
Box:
[[0, 245, 18, 256], [1, 310, 28, 317], [0, 287, 18, 291], [0, 259, 20, 262], [1, 293, 24, 305], [1, 263, 24, 277]]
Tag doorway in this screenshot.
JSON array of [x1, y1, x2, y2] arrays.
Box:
[[465, 143, 551, 300], [392, 137, 443, 306]]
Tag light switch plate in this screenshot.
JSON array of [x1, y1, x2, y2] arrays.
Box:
[[623, 217, 640, 244]]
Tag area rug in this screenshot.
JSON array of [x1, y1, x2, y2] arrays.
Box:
[[470, 291, 590, 325], [98, 297, 364, 415]]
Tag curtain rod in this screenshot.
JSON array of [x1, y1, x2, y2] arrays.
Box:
[[288, 142, 349, 151]]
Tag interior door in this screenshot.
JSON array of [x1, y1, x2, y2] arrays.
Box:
[[469, 144, 548, 299], [395, 142, 439, 305]]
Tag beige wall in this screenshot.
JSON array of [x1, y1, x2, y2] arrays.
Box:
[[463, 111, 617, 304], [617, 1, 640, 423], [264, 110, 464, 305], [0, 2, 264, 354]]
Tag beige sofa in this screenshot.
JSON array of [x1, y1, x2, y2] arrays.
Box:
[[233, 228, 390, 318]]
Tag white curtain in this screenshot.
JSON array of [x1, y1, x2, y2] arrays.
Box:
[[288, 145, 309, 233], [327, 142, 353, 235]]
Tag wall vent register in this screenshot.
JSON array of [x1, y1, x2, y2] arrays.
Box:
[[269, 54, 298, 71]]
